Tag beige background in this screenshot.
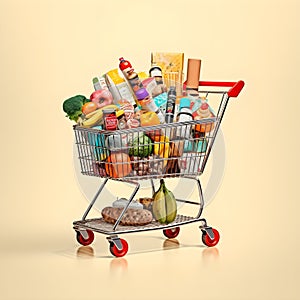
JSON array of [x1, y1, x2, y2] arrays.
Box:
[[1, 0, 299, 299]]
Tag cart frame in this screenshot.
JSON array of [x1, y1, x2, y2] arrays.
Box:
[[72, 80, 244, 256]]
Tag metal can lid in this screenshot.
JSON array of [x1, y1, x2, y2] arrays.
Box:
[[102, 108, 116, 114]]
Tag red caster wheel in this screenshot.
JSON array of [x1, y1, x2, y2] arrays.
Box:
[[163, 227, 180, 239], [76, 230, 94, 246], [109, 238, 128, 257], [202, 228, 220, 247]]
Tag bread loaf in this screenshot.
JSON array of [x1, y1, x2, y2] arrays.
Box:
[[101, 207, 153, 226]]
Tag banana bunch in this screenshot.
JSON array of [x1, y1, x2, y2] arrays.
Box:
[[152, 179, 177, 224], [80, 104, 119, 128]]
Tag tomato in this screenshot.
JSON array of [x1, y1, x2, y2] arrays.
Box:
[[82, 102, 97, 115]]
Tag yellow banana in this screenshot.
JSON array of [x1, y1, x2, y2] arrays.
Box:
[[82, 105, 119, 128], [154, 136, 170, 167], [164, 187, 177, 224], [82, 109, 104, 128], [85, 109, 101, 119]]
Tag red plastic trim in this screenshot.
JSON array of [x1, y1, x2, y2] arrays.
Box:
[[184, 80, 245, 98]]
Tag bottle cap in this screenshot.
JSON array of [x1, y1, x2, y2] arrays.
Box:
[[119, 57, 132, 70], [179, 97, 191, 110], [135, 88, 149, 100]]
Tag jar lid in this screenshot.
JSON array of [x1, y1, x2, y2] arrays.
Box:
[[135, 88, 149, 100], [102, 108, 116, 114], [179, 97, 191, 109]]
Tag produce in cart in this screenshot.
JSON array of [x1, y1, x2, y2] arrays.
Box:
[[63, 52, 244, 257]]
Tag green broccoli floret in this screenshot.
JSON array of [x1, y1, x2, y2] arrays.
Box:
[[62, 95, 89, 122]]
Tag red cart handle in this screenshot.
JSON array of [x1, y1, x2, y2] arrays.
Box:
[[199, 80, 245, 97], [183, 80, 245, 98]]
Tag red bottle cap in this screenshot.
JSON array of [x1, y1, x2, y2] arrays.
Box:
[[119, 57, 132, 71]]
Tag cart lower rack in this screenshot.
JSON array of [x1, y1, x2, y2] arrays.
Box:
[[73, 80, 244, 257]]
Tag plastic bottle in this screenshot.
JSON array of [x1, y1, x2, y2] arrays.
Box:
[[165, 86, 176, 123], [119, 57, 144, 94], [119, 57, 132, 77], [126, 69, 144, 93], [176, 97, 193, 138], [135, 88, 165, 124]]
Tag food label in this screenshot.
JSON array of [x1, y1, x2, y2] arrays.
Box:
[[104, 116, 118, 130], [128, 76, 144, 93]]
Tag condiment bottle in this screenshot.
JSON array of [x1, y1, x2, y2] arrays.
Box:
[[135, 88, 165, 124], [126, 69, 144, 93], [119, 57, 132, 77], [119, 57, 144, 94], [165, 86, 176, 123]]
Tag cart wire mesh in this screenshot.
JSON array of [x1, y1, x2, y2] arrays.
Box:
[[74, 91, 229, 181]]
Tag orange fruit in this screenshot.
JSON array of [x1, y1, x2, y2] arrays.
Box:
[[105, 152, 132, 178]]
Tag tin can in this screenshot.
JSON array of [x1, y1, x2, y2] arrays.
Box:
[[103, 108, 118, 131]]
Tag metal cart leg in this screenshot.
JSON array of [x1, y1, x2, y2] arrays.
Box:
[[107, 235, 123, 250], [112, 180, 140, 231], [150, 178, 156, 195], [185, 176, 205, 219], [199, 219, 214, 239], [82, 178, 109, 220]]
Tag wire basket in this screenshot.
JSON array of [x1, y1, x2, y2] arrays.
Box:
[[74, 115, 219, 181]]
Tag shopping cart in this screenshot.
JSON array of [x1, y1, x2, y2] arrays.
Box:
[[72, 80, 244, 257]]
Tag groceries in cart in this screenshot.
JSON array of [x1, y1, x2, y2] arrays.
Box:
[[100, 179, 177, 227], [67, 53, 245, 256], [63, 53, 217, 179]]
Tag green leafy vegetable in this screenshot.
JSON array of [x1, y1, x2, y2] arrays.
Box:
[[62, 95, 89, 121]]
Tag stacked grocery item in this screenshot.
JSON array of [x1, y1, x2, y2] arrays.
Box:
[[100, 179, 177, 226], [63, 53, 216, 178]]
